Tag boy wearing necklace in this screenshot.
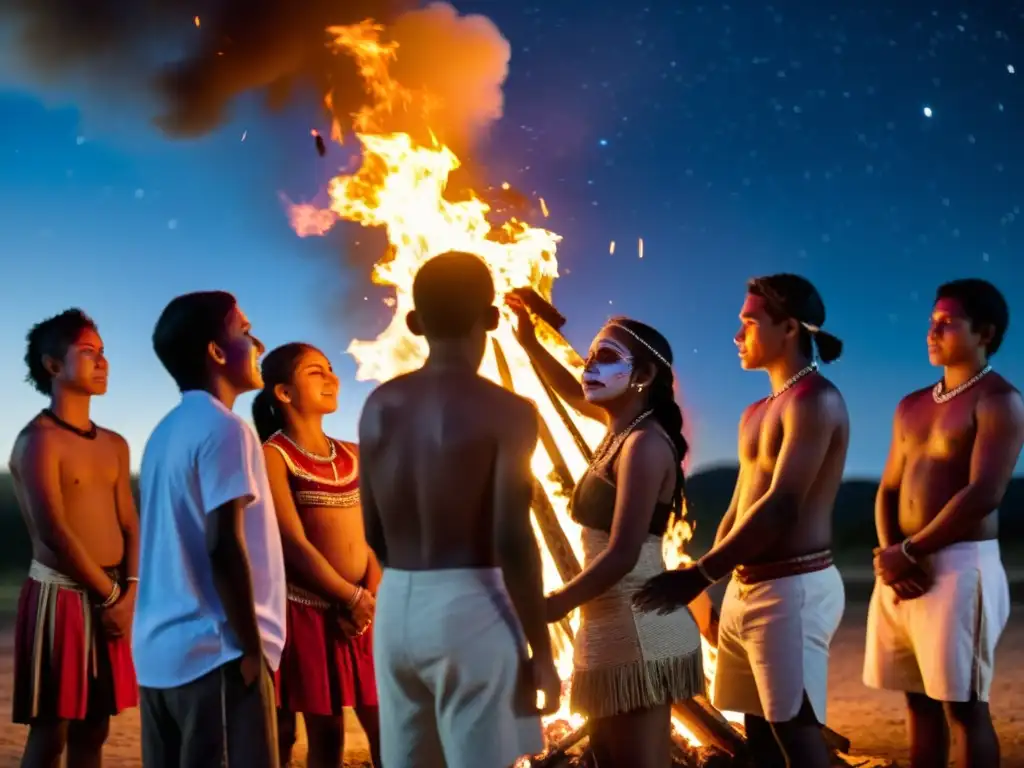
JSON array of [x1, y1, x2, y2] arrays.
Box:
[[636, 274, 849, 768], [864, 278, 1023, 768], [9, 308, 139, 768]]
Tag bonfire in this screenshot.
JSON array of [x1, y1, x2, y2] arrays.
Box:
[[286, 13, 883, 768]]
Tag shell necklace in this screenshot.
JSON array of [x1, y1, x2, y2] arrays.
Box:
[[933, 365, 992, 404]]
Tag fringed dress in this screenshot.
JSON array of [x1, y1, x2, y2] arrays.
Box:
[[568, 428, 705, 719]]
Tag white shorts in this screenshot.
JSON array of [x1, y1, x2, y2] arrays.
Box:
[[373, 568, 544, 768], [711, 565, 845, 723], [863, 539, 1010, 703]]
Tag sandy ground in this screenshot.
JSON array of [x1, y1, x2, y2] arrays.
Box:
[[0, 603, 1021, 767]]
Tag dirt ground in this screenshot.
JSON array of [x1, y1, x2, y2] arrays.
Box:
[[0, 603, 1021, 767]]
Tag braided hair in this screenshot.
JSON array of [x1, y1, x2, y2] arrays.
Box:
[[251, 342, 317, 443], [610, 317, 689, 517]]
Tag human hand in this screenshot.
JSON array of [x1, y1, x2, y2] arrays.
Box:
[[519, 655, 562, 717], [505, 292, 537, 345], [633, 565, 712, 615], [873, 544, 916, 585], [345, 588, 375, 636], [544, 591, 573, 624], [101, 592, 134, 638], [888, 567, 933, 604], [239, 652, 264, 687]]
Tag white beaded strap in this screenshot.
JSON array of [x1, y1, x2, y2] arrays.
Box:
[[605, 322, 671, 368]]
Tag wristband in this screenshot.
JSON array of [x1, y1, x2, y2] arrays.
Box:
[[126, 576, 140, 584], [99, 581, 121, 609]]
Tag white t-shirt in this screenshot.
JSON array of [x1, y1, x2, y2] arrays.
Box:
[[132, 390, 287, 689]]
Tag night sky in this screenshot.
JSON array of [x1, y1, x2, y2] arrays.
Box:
[[1, 2, 1021, 477]]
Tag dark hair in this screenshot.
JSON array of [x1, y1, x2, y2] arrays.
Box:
[[252, 342, 317, 442], [153, 291, 237, 391], [24, 308, 98, 395], [611, 317, 689, 517], [935, 278, 1009, 357], [747, 273, 843, 363], [411, 251, 495, 339]]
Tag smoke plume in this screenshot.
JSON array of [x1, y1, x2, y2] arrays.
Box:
[[0, 0, 511, 155]]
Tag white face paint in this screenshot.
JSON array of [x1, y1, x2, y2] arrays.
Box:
[[582, 337, 634, 402]]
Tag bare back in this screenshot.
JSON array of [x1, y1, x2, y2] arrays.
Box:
[[735, 375, 849, 563], [10, 415, 126, 570], [359, 368, 537, 570], [896, 373, 1020, 542]]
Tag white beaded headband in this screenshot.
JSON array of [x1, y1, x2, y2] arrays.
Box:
[[604, 322, 671, 368]]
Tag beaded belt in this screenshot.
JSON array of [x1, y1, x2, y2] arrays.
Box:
[[286, 583, 332, 611], [734, 550, 833, 586]]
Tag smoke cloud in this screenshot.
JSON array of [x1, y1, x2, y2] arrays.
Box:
[[0, 0, 511, 155]]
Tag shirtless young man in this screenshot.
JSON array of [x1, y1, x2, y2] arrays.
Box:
[[863, 278, 1022, 768], [357, 251, 561, 768], [636, 274, 849, 768], [10, 308, 139, 768]]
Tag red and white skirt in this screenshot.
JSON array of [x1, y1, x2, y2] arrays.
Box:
[[275, 584, 377, 715], [12, 561, 138, 723]]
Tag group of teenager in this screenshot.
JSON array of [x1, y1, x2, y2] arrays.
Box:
[[6, 250, 1021, 768]]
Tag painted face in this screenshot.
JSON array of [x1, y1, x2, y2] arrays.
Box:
[[582, 335, 634, 402]]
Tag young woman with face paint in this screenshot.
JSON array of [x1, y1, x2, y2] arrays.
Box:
[[509, 297, 705, 768]]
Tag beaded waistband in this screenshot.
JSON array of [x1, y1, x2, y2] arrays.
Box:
[[286, 583, 332, 611], [734, 550, 833, 585]]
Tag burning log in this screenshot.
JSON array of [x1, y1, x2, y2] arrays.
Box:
[[510, 286, 566, 331], [531, 722, 591, 768], [672, 697, 746, 758]]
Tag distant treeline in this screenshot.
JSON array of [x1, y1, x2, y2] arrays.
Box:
[[0, 469, 1020, 577]]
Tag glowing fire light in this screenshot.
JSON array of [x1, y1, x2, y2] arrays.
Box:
[[193, 15, 200, 28], [286, 16, 733, 754]]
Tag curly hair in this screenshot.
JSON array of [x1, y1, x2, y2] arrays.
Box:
[[24, 309, 98, 395]]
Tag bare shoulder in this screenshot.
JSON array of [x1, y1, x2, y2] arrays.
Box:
[[623, 424, 675, 471], [739, 398, 768, 427], [97, 426, 130, 456], [10, 417, 59, 475], [977, 374, 1024, 424], [897, 385, 933, 412], [788, 375, 848, 426], [487, 385, 539, 439]]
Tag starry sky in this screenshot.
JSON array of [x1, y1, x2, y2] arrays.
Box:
[[1, 2, 1021, 477]]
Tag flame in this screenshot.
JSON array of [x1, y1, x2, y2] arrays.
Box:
[[288, 16, 735, 755], [193, 15, 200, 28]]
